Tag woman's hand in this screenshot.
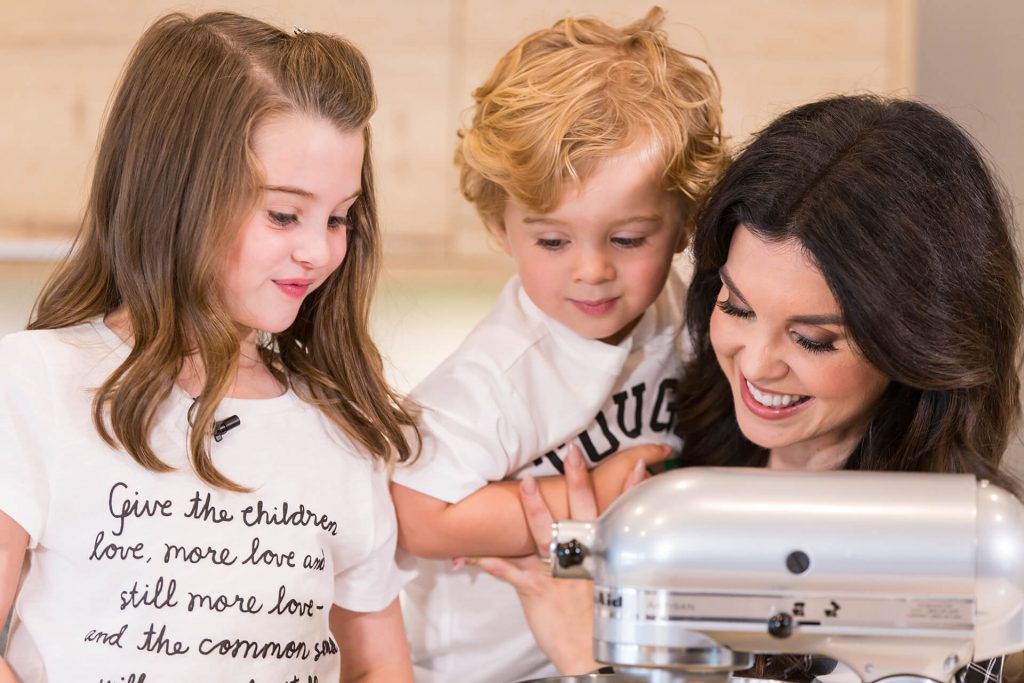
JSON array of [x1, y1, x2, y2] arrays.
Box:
[[464, 445, 646, 674]]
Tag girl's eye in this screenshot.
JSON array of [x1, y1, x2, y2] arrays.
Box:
[[268, 211, 297, 227], [328, 213, 352, 231], [612, 236, 646, 248], [793, 333, 837, 354], [715, 298, 754, 320], [537, 238, 566, 250]]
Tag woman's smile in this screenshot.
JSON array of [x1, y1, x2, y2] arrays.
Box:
[[741, 376, 813, 416]]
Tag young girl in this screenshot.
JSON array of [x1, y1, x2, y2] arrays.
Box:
[[0, 12, 415, 683]]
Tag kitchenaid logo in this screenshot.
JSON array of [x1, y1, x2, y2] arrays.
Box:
[[595, 588, 623, 608]]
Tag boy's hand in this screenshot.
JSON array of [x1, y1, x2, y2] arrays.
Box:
[[391, 444, 667, 559]]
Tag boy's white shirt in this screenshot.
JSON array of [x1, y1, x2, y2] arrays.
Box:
[[0, 321, 402, 682], [393, 268, 687, 683]]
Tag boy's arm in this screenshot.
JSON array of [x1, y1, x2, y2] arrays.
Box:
[[330, 598, 412, 683], [392, 443, 669, 559], [1, 510, 28, 683]]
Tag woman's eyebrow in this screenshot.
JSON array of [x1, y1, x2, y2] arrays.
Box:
[[720, 266, 844, 326], [789, 312, 844, 326], [718, 267, 751, 308]]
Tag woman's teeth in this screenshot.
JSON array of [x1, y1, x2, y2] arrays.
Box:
[[746, 380, 809, 408]]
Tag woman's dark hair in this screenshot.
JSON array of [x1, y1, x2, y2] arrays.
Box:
[[675, 94, 1022, 490]]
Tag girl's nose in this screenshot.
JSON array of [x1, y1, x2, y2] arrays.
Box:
[[293, 227, 331, 269]]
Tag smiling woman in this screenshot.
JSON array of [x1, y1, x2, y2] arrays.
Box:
[[710, 226, 890, 471], [678, 94, 1023, 490]]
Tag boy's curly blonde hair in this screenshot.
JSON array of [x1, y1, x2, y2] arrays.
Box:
[[457, 6, 727, 235]]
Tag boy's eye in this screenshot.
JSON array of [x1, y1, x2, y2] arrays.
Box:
[[536, 238, 566, 250], [268, 211, 297, 226], [715, 298, 754, 320], [612, 236, 646, 248]]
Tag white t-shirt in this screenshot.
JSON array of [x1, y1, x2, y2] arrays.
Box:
[[0, 320, 403, 683], [393, 272, 686, 683]]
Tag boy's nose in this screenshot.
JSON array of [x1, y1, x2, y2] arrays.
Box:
[[573, 249, 614, 284]]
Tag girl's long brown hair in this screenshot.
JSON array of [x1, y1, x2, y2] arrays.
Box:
[[30, 12, 417, 490]]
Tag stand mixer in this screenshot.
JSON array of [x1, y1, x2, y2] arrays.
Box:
[[542, 468, 1024, 683]]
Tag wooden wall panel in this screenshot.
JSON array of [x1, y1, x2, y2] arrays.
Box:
[[1, 1, 912, 266]]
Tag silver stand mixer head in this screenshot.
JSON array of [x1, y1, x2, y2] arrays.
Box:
[[530, 468, 1024, 683]]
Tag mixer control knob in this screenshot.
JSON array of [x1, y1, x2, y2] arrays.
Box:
[[554, 538, 585, 568], [767, 612, 794, 638]]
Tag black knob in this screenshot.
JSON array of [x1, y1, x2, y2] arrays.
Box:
[[786, 550, 810, 574], [767, 612, 794, 638], [554, 539, 585, 568]]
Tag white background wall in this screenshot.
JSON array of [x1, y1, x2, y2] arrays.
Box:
[[913, 0, 1024, 475], [1, 0, 915, 263]]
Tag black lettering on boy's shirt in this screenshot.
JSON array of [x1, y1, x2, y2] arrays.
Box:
[[612, 383, 645, 438], [650, 377, 678, 432], [536, 449, 566, 473], [578, 412, 620, 462], [529, 378, 678, 473]]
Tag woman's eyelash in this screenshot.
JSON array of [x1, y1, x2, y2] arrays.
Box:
[[715, 298, 754, 320], [794, 335, 837, 354], [718, 292, 839, 354]]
